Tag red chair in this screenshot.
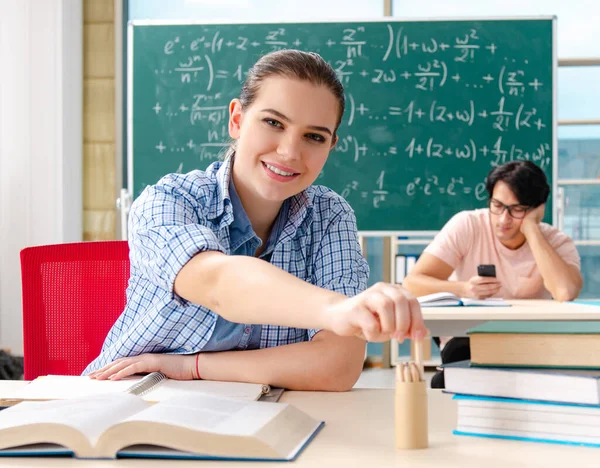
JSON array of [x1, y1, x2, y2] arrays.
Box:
[[20, 241, 129, 380]]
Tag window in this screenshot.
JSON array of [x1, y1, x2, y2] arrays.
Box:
[[558, 126, 600, 179], [392, 0, 600, 57], [558, 67, 600, 121], [129, 0, 384, 21]]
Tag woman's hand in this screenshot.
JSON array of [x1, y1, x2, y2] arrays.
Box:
[[88, 353, 198, 381], [324, 282, 427, 342]]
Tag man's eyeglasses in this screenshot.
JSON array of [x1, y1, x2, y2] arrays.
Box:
[[488, 198, 530, 219]]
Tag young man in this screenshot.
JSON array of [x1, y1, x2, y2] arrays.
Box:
[[403, 161, 583, 386]]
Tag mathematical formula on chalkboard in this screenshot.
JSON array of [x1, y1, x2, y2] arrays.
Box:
[[130, 19, 554, 230]]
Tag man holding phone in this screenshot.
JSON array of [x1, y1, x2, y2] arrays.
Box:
[[477, 264, 496, 278], [403, 161, 582, 386], [404, 161, 581, 302]]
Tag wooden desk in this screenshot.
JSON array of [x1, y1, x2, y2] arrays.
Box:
[[422, 299, 600, 336], [390, 299, 600, 366], [0, 387, 596, 467]]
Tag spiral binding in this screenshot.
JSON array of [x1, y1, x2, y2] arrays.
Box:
[[125, 372, 167, 397]]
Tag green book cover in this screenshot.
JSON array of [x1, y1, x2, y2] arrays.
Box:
[[467, 321, 600, 335]]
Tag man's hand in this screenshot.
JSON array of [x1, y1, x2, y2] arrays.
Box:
[[324, 282, 428, 342], [88, 353, 197, 381], [462, 276, 502, 299], [520, 204, 545, 235]]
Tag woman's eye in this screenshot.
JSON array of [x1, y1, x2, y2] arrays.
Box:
[[264, 118, 283, 128], [306, 133, 326, 143]]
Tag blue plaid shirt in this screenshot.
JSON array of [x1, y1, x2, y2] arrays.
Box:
[[84, 157, 369, 374]]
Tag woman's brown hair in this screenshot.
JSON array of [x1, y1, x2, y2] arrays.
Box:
[[239, 49, 345, 136], [221, 49, 345, 160]]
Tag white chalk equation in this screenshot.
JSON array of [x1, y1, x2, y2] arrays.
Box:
[[382, 25, 491, 62], [404, 136, 551, 168], [154, 25, 545, 93], [406, 175, 487, 200], [385, 98, 545, 131], [136, 21, 552, 218], [325, 172, 489, 208], [337, 171, 388, 208], [342, 58, 542, 93]]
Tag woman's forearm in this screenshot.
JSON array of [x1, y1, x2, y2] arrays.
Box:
[[174, 251, 345, 329], [196, 332, 365, 391]]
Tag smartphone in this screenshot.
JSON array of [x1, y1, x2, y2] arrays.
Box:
[[477, 264, 496, 278]]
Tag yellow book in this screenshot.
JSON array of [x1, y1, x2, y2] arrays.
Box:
[[468, 321, 600, 369]]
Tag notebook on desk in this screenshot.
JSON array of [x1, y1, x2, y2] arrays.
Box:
[[0, 372, 272, 406], [417, 292, 510, 308]]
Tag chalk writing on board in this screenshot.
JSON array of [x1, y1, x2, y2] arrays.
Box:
[[149, 24, 550, 206], [132, 20, 553, 230], [406, 175, 487, 200]]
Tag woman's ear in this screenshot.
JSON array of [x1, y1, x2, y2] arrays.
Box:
[[228, 99, 243, 139]]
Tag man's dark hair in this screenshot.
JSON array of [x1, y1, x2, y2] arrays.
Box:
[[486, 161, 550, 207]]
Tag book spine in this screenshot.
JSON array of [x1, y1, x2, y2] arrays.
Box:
[[395, 255, 406, 284]]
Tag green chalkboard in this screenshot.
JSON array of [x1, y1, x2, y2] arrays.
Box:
[[129, 19, 555, 231]]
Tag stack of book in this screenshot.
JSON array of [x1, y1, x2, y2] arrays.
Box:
[[444, 321, 600, 447]]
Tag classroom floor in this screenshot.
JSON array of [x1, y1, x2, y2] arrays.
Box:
[[354, 367, 435, 389]]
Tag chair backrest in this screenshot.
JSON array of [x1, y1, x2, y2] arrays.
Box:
[[20, 241, 129, 379]]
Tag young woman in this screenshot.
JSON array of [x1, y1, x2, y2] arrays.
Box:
[[85, 50, 425, 391]]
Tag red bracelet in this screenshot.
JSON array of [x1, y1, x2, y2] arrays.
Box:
[[195, 353, 202, 380]]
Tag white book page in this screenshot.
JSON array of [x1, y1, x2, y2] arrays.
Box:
[[9, 376, 267, 403], [417, 292, 461, 307], [461, 297, 510, 306], [146, 380, 267, 402], [122, 393, 283, 435], [10, 376, 137, 400], [417, 292, 460, 304], [0, 394, 148, 444]]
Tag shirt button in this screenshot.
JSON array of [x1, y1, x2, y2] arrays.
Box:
[[244, 327, 251, 334]]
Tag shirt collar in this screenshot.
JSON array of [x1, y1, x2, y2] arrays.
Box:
[[205, 156, 234, 224], [228, 175, 255, 245], [278, 190, 313, 244]]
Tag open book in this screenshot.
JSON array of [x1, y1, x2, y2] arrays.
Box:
[[0, 373, 271, 406], [0, 392, 322, 461], [417, 292, 510, 308]]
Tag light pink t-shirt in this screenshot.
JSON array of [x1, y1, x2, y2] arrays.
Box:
[[424, 209, 581, 299]]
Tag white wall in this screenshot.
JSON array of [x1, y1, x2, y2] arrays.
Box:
[[0, 0, 82, 354]]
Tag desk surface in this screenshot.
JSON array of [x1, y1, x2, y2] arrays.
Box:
[[422, 299, 600, 336], [423, 299, 600, 320], [0, 386, 596, 467]]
